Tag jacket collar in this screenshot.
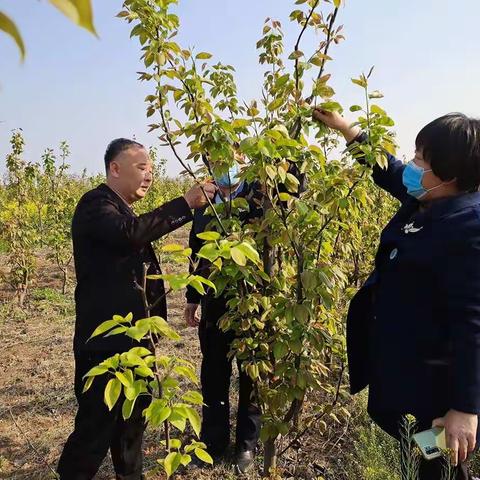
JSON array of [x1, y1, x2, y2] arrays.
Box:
[[98, 183, 135, 216]]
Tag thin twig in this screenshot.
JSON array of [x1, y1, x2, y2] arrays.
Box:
[[294, 0, 320, 95], [9, 408, 59, 478], [279, 361, 345, 456]]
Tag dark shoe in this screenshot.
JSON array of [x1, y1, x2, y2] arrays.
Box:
[[235, 449, 255, 474]]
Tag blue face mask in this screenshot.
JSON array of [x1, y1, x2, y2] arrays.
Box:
[[402, 160, 437, 199], [214, 163, 241, 188]]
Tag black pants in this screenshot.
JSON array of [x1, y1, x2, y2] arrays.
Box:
[[199, 297, 261, 456], [57, 350, 147, 480], [370, 409, 473, 480]]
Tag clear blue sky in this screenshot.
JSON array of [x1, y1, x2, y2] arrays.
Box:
[[1, 0, 479, 176]]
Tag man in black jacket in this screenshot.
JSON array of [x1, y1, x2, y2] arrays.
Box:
[[57, 138, 216, 480]]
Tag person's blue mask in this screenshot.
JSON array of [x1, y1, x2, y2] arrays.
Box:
[[214, 163, 241, 188], [402, 160, 431, 199]]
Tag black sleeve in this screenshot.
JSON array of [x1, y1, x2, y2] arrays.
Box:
[[185, 214, 203, 304], [439, 233, 480, 414], [347, 132, 409, 204], [77, 193, 193, 250]]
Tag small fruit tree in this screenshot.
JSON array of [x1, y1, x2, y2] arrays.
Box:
[[118, 0, 396, 474]]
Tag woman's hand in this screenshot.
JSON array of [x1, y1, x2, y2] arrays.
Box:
[[312, 108, 361, 143], [432, 409, 478, 465]]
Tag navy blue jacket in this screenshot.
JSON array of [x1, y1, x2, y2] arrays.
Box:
[[347, 148, 480, 418]]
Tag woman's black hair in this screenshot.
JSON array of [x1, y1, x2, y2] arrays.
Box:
[[104, 138, 144, 172], [415, 113, 480, 192]]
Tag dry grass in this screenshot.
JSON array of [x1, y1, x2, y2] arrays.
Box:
[[0, 228, 369, 480]]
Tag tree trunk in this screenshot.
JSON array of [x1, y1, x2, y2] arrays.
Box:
[[263, 437, 278, 477], [62, 268, 68, 295]]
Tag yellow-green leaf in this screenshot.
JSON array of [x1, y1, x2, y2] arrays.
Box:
[[185, 407, 201, 437], [164, 451, 182, 478], [194, 448, 213, 465], [197, 231, 221, 241], [104, 378, 122, 411], [195, 52, 212, 60], [0, 12, 25, 60], [122, 397, 136, 420], [230, 246, 246, 266], [82, 376, 94, 393], [89, 319, 118, 339], [49, 0, 97, 36], [162, 243, 185, 252]]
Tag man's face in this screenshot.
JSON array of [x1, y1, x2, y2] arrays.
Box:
[[108, 147, 153, 202]]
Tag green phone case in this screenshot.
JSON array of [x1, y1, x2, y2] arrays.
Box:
[[412, 427, 447, 460]]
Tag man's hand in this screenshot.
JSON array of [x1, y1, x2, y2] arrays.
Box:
[[184, 303, 200, 327], [312, 109, 361, 143], [184, 182, 217, 209], [432, 409, 478, 465]]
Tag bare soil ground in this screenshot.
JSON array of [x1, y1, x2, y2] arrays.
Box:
[[0, 228, 383, 480]]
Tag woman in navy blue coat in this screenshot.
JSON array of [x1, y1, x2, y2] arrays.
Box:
[[313, 110, 480, 480]]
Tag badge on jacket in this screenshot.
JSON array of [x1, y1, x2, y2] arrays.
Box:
[[403, 222, 423, 234]]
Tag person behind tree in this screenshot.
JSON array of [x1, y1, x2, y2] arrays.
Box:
[[184, 159, 262, 474]]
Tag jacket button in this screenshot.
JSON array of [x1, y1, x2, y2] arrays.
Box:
[[389, 248, 398, 260]]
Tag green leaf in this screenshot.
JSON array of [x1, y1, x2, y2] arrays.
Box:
[[115, 370, 134, 388], [231, 119, 251, 129], [370, 104, 386, 116], [82, 376, 94, 393], [104, 378, 122, 411], [104, 325, 128, 337], [150, 404, 171, 427], [89, 319, 118, 339], [349, 105, 362, 112], [122, 397, 136, 420], [288, 50, 304, 60], [169, 438, 182, 450], [192, 275, 217, 292], [129, 347, 151, 357], [48, 0, 97, 36], [82, 365, 108, 378], [230, 246, 247, 266], [181, 390, 204, 405], [150, 316, 181, 340], [195, 52, 212, 60], [267, 97, 284, 111], [125, 322, 150, 341], [185, 406, 202, 437], [0, 12, 25, 60], [197, 231, 221, 241], [164, 451, 182, 478], [236, 242, 260, 264], [162, 243, 185, 252], [134, 366, 155, 378], [188, 278, 205, 295], [197, 243, 219, 262], [294, 304, 310, 323], [194, 448, 213, 465], [273, 341, 289, 360], [173, 365, 198, 383], [351, 77, 367, 88], [318, 101, 343, 113]]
